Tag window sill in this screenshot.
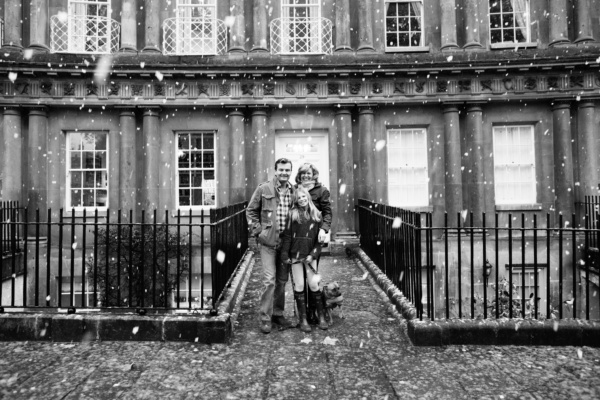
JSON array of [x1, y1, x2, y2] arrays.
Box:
[[173, 207, 215, 218], [490, 42, 537, 50], [401, 205, 433, 213], [385, 46, 430, 53], [495, 203, 542, 211], [63, 209, 108, 218]]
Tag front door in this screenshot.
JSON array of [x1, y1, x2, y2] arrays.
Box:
[[275, 131, 329, 189]]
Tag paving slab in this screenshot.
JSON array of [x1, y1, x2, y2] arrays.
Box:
[[1, 252, 600, 399]]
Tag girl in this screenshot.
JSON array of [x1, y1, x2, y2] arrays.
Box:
[[280, 186, 328, 332]]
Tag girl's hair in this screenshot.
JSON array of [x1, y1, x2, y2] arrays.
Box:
[[289, 186, 321, 223], [294, 163, 320, 185]]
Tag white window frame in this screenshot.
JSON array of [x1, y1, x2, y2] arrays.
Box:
[[387, 128, 429, 208], [492, 125, 536, 206], [489, 0, 535, 49], [280, 0, 323, 54], [176, 131, 217, 209], [509, 264, 547, 319], [68, 0, 111, 53], [172, 273, 212, 309], [384, 0, 428, 52], [175, 0, 218, 55], [58, 276, 92, 308], [66, 131, 109, 211]]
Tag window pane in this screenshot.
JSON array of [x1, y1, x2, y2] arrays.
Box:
[[202, 136, 214, 150], [398, 33, 409, 46], [71, 152, 81, 169], [179, 135, 190, 150], [96, 190, 107, 207], [95, 151, 107, 168], [83, 189, 94, 207], [71, 172, 82, 188], [179, 172, 190, 187], [84, 171, 95, 188], [387, 33, 398, 47], [70, 134, 82, 150]]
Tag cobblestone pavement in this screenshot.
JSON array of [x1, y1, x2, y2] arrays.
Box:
[[1, 251, 600, 399]]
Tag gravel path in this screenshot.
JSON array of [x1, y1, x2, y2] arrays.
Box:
[[1, 252, 599, 399]]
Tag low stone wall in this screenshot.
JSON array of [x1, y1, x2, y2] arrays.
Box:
[[0, 251, 255, 344], [351, 247, 600, 347]]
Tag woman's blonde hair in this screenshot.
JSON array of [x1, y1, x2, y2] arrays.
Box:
[[289, 186, 321, 223], [294, 163, 320, 185]]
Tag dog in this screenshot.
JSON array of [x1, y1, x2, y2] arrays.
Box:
[[322, 281, 345, 324]]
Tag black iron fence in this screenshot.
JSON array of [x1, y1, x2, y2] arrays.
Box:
[[358, 199, 600, 322], [1, 201, 24, 256], [0, 202, 248, 314]]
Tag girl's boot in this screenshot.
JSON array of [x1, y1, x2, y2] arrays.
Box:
[[294, 291, 312, 333], [310, 290, 329, 330]]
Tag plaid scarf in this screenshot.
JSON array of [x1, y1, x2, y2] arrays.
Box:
[[275, 181, 292, 234]]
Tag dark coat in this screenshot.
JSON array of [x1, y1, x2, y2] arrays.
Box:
[[280, 214, 323, 262]]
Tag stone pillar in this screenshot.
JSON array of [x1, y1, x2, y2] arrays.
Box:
[[2, 108, 22, 202], [142, 0, 161, 53], [251, 0, 268, 53], [142, 108, 160, 213], [465, 104, 484, 226], [29, 0, 49, 53], [119, 109, 137, 217], [574, 0, 594, 43], [2, 0, 23, 51], [440, 0, 459, 51], [577, 101, 599, 197], [463, 0, 482, 49], [357, 0, 375, 53], [251, 109, 268, 186], [26, 108, 48, 220], [334, 0, 352, 53], [229, 0, 246, 53], [229, 110, 246, 203], [358, 107, 376, 202], [549, 0, 570, 46], [552, 102, 575, 218], [120, 0, 137, 53], [443, 104, 463, 226], [217, 115, 232, 207], [335, 108, 355, 234]]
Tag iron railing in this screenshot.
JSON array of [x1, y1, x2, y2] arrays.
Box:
[[0, 202, 248, 314], [50, 14, 120, 54], [163, 17, 227, 55], [1, 201, 24, 256], [270, 17, 333, 55], [357, 199, 600, 322]]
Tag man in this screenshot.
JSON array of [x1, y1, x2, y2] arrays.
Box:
[[247, 158, 295, 333]]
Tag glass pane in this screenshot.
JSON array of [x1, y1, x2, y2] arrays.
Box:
[[96, 171, 108, 187], [191, 171, 203, 187], [69, 134, 82, 151], [84, 171, 95, 188], [503, 29, 514, 42], [503, 13, 514, 28], [397, 3, 409, 16], [95, 134, 107, 150], [387, 33, 398, 47], [398, 33, 409, 46], [411, 32, 421, 46], [179, 189, 190, 206], [490, 0, 501, 13], [203, 136, 214, 150], [178, 152, 190, 168], [203, 187, 215, 206], [191, 152, 203, 168], [386, 18, 397, 32], [203, 152, 214, 168], [490, 14, 501, 28], [501, 0, 513, 12], [96, 190, 107, 207], [81, 133, 97, 150], [71, 172, 82, 188], [71, 152, 81, 169], [204, 170, 215, 181], [191, 189, 203, 206], [386, 3, 398, 17], [179, 172, 190, 187], [95, 151, 106, 168], [71, 190, 81, 207], [398, 18, 409, 32], [84, 152, 95, 169], [192, 136, 203, 150], [83, 189, 94, 207], [178, 135, 190, 150]]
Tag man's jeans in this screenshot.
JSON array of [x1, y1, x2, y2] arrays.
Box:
[[259, 244, 290, 322]]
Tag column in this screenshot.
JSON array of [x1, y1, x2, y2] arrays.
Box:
[[26, 108, 48, 220], [335, 108, 355, 234], [142, 0, 161, 53], [552, 102, 575, 218], [443, 104, 463, 226], [229, 110, 246, 203], [251, 0, 268, 53], [574, 0, 594, 43], [2, 0, 23, 51], [577, 102, 599, 196], [357, 0, 375, 53], [229, 0, 246, 53], [29, 0, 49, 53], [119, 109, 137, 216], [463, 0, 482, 49], [549, 0, 570, 46], [440, 0, 459, 51], [142, 108, 160, 213], [251, 109, 268, 186], [465, 104, 484, 226], [2, 108, 22, 202], [334, 0, 352, 53], [217, 114, 232, 207], [358, 107, 376, 202], [120, 0, 137, 53]]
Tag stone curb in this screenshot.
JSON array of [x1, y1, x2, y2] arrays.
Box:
[[351, 246, 600, 347], [0, 251, 255, 344]]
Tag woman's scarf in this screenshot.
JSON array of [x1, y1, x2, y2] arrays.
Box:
[[301, 180, 316, 191]]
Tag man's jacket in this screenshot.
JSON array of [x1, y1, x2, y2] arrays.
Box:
[[246, 178, 295, 248]]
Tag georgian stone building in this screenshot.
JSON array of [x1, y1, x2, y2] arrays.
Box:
[[0, 1, 599, 314]]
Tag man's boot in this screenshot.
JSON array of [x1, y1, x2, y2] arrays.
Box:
[[294, 291, 312, 333], [310, 290, 329, 330]]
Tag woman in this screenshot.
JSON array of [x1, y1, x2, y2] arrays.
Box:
[[280, 186, 328, 332], [294, 163, 332, 244]]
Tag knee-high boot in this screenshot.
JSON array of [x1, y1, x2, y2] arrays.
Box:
[[294, 291, 312, 333], [310, 290, 329, 330]]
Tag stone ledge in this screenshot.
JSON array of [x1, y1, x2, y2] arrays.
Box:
[[0, 251, 255, 344], [351, 246, 600, 347]]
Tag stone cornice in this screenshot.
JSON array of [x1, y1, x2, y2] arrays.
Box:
[[0, 71, 598, 107]]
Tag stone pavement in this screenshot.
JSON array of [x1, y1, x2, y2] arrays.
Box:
[[1, 251, 600, 399]]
